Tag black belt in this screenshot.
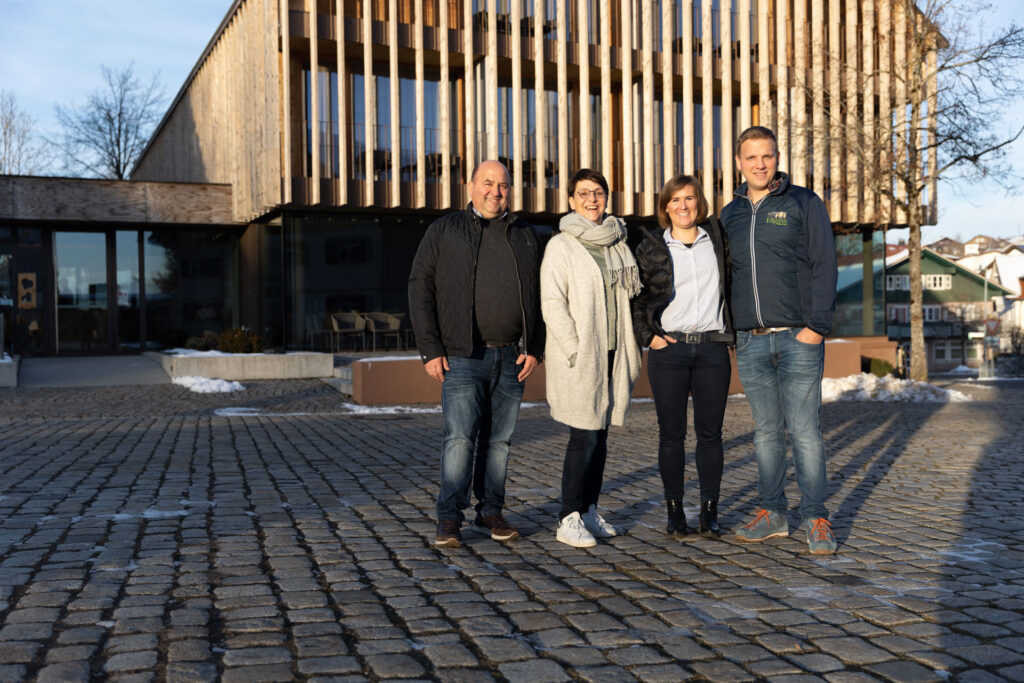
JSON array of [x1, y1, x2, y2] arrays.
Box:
[[665, 331, 734, 344]]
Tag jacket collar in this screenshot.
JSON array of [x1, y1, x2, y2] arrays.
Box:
[[733, 171, 790, 201]]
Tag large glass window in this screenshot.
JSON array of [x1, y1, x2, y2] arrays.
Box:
[[144, 230, 239, 349], [834, 230, 887, 336], [55, 232, 108, 353], [116, 231, 140, 350]]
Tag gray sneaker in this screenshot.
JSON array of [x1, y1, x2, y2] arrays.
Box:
[[735, 508, 789, 542], [804, 518, 837, 554]]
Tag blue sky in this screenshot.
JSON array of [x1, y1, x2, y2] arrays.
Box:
[[1, 0, 1022, 241]]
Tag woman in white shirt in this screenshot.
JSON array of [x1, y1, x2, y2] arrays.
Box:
[[631, 174, 734, 537]]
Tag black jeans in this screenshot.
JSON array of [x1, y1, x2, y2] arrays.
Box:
[[647, 341, 731, 502], [559, 351, 614, 519]]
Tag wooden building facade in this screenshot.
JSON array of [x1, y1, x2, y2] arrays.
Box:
[[133, 0, 939, 227]]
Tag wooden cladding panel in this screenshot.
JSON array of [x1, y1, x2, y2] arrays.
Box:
[[133, 0, 280, 223]]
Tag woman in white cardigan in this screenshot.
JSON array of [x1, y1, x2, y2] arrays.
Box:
[[541, 169, 642, 548]]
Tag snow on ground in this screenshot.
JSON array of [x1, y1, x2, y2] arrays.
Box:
[[944, 365, 976, 375], [821, 373, 972, 402], [172, 376, 245, 393], [340, 402, 443, 414], [165, 349, 318, 357], [0, 353, 12, 363]]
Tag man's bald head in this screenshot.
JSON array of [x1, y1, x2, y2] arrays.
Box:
[[468, 160, 512, 219]]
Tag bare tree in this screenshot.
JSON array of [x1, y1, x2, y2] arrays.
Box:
[[793, 0, 1024, 381], [53, 64, 164, 179], [0, 90, 51, 175]]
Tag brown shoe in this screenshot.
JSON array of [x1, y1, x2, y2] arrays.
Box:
[[474, 513, 519, 541], [434, 519, 462, 548]]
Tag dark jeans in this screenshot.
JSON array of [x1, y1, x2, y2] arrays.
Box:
[[559, 351, 614, 519], [647, 341, 731, 502], [437, 346, 525, 522]]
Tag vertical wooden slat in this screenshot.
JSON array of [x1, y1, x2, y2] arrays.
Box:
[[845, 0, 859, 223], [739, 0, 752, 130], [389, 0, 400, 206], [878, 0, 891, 225], [792, 0, 806, 185], [281, 0, 292, 203], [862, 0, 874, 223], [894, 0, 906, 224], [828, 0, 841, 219], [487, 0, 498, 160], [511, 0, 523, 211], [700, 0, 712, 202], [439, 0, 450, 208], [661, 0, 673, 186], [810, 0, 824, 199], [533, 0, 545, 212], [578, 1, 591, 169], [464, 0, 475, 181], [336, 0, 347, 205], [927, 48, 937, 224], [556, 0, 568, 212], [308, 0, 320, 204], [641, 0, 654, 214], [720, 0, 734, 201], [621, 0, 634, 214], [415, 0, 426, 207], [775, 0, 789, 172], [757, 0, 770, 129], [362, 0, 374, 205], [682, 0, 694, 176], [600, 0, 612, 182]]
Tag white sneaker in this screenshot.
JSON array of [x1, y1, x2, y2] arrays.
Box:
[[556, 511, 597, 548], [582, 504, 617, 538]]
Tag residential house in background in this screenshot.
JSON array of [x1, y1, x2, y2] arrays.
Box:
[[3, 0, 940, 356], [871, 248, 1013, 371], [957, 246, 1024, 352], [963, 234, 1009, 257], [926, 236, 964, 260]]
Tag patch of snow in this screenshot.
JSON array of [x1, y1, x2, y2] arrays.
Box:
[[96, 621, 115, 628], [340, 402, 443, 414], [142, 509, 190, 519], [173, 376, 245, 393], [826, 338, 853, 343], [0, 353, 12, 364], [821, 373, 972, 402], [180, 499, 216, 508], [944, 365, 976, 375], [214, 407, 260, 416], [352, 356, 423, 363]]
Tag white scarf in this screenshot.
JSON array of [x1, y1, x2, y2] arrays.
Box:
[[558, 212, 642, 298]]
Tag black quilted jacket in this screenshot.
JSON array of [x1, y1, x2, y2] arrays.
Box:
[[630, 216, 734, 347], [408, 205, 544, 363]]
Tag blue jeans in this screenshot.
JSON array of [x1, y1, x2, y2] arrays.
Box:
[[437, 346, 525, 522], [735, 328, 829, 521]]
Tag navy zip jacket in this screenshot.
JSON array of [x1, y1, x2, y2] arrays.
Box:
[[720, 172, 837, 335]]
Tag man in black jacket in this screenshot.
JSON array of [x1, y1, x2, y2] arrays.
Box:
[[721, 126, 838, 555], [408, 160, 543, 548]]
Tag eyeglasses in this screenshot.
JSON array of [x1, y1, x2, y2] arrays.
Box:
[[575, 189, 606, 201]]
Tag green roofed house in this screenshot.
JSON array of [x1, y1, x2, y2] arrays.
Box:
[[836, 248, 1013, 373]]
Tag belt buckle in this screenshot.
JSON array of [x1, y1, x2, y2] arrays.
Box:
[[684, 333, 702, 344]]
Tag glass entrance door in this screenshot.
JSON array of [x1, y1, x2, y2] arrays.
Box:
[[55, 232, 110, 353]]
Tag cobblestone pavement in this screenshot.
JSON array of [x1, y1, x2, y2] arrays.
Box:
[[0, 378, 1022, 682]]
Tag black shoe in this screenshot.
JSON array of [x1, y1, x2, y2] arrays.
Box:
[[699, 499, 721, 537], [666, 498, 689, 537]]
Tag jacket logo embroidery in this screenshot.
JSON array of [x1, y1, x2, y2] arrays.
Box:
[[766, 211, 788, 226]]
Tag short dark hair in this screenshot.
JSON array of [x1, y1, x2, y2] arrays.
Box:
[[657, 175, 709, 228], [735, 126, 778, 157], [568, 168, 609, 198]]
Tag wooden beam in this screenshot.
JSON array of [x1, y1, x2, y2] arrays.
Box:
[[556, 0, 568, 213], [389, 0, 400, 207], [336, 0, 347, 205], [641, 0, 654, 214], [621, 0, 634, 214], [721, 0, 734, 200], [280, 0, 292, 203], [661, 0, 673, 186], [464, 0, 475, 182], [863, 0, 875, 223], [533, 0, 545, 212], [776, 0, 790, 173], [600, 0, 612, 182], [757, 0, 770, 130], [845, 0, 860, 222], [829, 0, 842, 218], [439, 0, 450, 208], [415, 0, 426, 207], [682, 0, 694, 175], [487, 0, 498, 160], [701, 0, 712, 203], [308, 0, 320, 205], [578, 0, 591, 169], [739, 0, 752, 130], [811, 0, 824, 199], [792, 0, 806, 186], [362, 0, 374, 205], [511, 0, 523, 211]]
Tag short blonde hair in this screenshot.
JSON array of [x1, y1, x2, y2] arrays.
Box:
[[657, 175, 709, 228]]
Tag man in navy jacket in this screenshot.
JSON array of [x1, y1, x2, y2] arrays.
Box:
[[721, 126, 838, 554]]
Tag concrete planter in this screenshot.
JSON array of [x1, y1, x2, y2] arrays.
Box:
[[145, 351, 332, 381], [0, 355, 19, 388]]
